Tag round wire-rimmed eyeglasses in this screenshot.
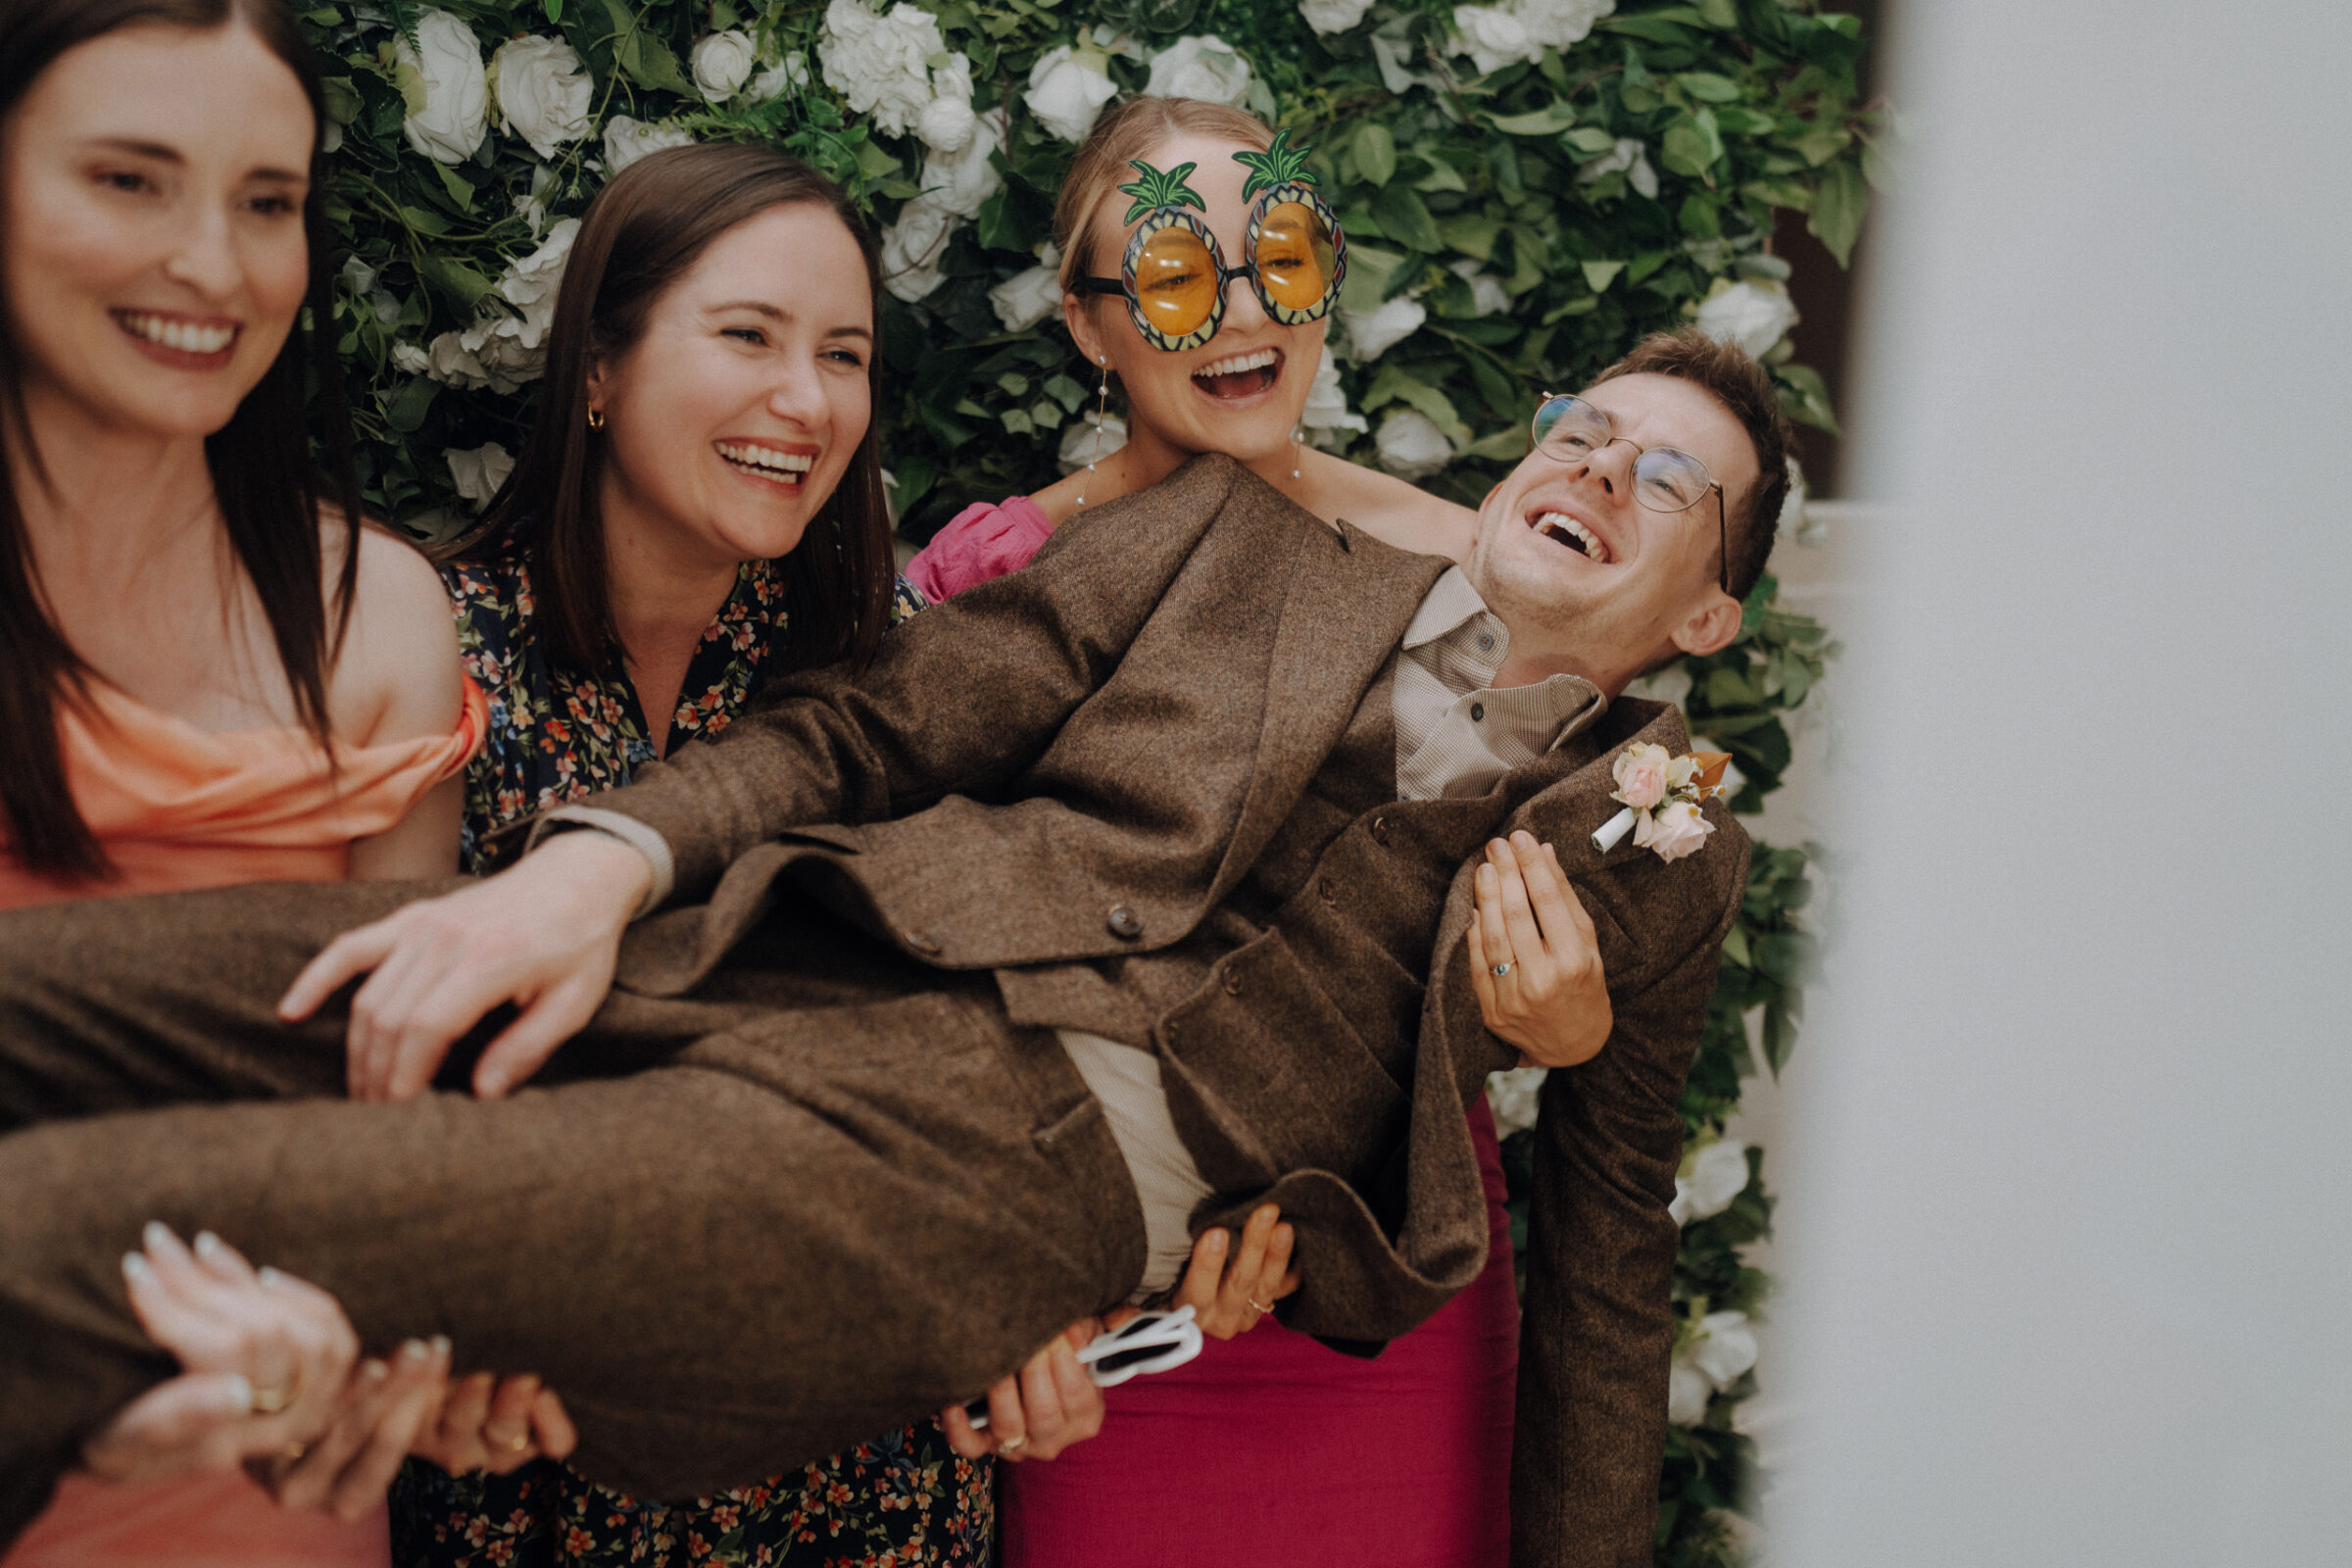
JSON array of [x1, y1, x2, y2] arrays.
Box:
[[1530, 392, 1732, 597]]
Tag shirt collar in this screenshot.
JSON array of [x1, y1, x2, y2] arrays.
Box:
[[1400, 565, 1493, 652]]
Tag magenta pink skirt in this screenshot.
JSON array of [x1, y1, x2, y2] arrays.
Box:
[[1001, 1097, 1519, 1568]]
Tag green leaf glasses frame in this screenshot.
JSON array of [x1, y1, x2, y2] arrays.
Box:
[[1531, 392, 1732, 596]]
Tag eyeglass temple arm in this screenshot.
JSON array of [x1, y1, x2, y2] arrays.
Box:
[[1078, 277, 1125, 296]]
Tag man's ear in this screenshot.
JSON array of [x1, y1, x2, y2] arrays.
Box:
[[1669, 589, 1744, 660]]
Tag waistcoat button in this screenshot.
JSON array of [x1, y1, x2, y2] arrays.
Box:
[[1319, 876, 1339, 904], [1371, 815, 1391, 845], [903, 930, 941, 955], [1223, 970, 1244, 997], [1470, 702, 1486, 721], [1106, 905, 1144, 939]]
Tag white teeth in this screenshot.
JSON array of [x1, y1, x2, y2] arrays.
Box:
[[716, 441, 814, 476], [118, 312, 235, 355], [1532, 511, 1611, 564], [1194, 348, 1279, 379]]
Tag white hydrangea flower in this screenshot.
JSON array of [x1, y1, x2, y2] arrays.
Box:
[[490, 217, 578, 347], [817, 0, 945, 138], [488, 35, 590, 161], [1339, 295, 1426, 362], [445, 442, 514, 511], [746, 51, 811, 104], [396, 9, 487, 165], [1299, 346, 1370, 450], [422, 329, 495, 391], [603, 116, 694, 175], [989, 243, 1064, 332], [1057, 410, 1127, 473], [1517, 0, 1614, 49], [917, 108, 1004, 220], [881, 195, 957, 303], [915, 52, 978, 152], [1375, 409, 1453, 479], [1298, 0, 1376, 34], [1578, 135, 1659, 200], [1668, 1310, 1759, 1427], [1146, 35, 1251, 107], [690, 29, 758, 103], [1025, 45, 1118, 143], [1485, 1064, 1547, 1138], [1695, 280, 1798, 358], [389, 341, 431, 375], [1450, 5, 1536, 74], [1669, 1138, 1750, 1226]]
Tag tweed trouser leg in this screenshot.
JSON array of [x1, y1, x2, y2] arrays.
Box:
[[0, 882, 1146, 1548]]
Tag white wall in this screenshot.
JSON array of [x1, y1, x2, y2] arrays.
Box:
[[1764, 2, 2352, 1562]]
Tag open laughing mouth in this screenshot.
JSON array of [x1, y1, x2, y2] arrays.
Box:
[[1529, 510, 1612, 564], [112, 309, 240, 366], [1192, 347, 1282, 401], [716, 440, 814, 488]]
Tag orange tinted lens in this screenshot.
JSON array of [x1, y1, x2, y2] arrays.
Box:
[[1254, 202, 1334, 312], [1135, 225, 1217, 338]]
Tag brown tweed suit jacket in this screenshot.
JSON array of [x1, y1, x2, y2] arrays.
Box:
[[582, 455, 1745, 1568]]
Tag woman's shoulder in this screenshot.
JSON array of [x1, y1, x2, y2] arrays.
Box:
[[903, 495, 1057, 601], [1313, 454, 1478, 561], [327, 520, 466, 748]]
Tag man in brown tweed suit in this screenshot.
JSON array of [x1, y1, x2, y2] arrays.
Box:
[[0, 333, 1787, 1568]]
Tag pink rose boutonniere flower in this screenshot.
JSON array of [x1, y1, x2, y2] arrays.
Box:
[[1594, 747, 1733, 863]]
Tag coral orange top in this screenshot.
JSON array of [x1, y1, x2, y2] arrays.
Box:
[[0, 674, 487, 909], [0, 672, 485, 1568]]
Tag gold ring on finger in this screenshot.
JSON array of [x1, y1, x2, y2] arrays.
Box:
[[998, 1434, 1027, 1455], [1247, 1298, 1271, 1315], [503, 1433, 530, 1452], [250, 1381, 298, 1415], [281, 1441, 308, 1461]]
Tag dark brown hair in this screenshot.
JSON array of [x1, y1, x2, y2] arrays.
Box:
[[0, 0, 359, 878], [1053, 97, 1272, 296], [445, 142, 895, 680], [1591, 326, 1794, 601]]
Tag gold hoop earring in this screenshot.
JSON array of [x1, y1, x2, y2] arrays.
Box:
[[1074, 357, 1110, 511], [587, 407, 606, 430]]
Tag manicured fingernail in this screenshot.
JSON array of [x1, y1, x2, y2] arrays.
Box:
[[193, 1231, 222, 1258], [402, 1339, 432, 1362], [364, 1358, 390, 1382], [142, 1221, 172, 1251], [257, 1265, 283, 1287], [1489, 838, 1508, 857], [429, 1335, 452, 1356], [122, 1251, 152, 1283], [223, 1373, 254, 1414]]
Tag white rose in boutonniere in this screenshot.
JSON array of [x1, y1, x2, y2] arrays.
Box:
[[690, 29, 758, 103], [445, 442, 514, 512], [1375, 409, 1453, 479], [1339, 295, 1425, 363], [1612, 742, 1673, 811], [1025, 45, 1119, 144], [1516, 0, 1614, 49], [1450, 5, 1536, 74], [1634, 799, 1715, 863], [989, 243, 1063, 332], [1695, 279, 1798, 359], [1669, 1138, 1750, 1226], [915, 52, 979, 153], [818, 0, 945, 138], [1146, 36, 1250, 107], [1298, 0, 1375, 34], [1669, 1309, 1758, 1426], [395, 9, 487, 165], [488, 35, 590, 161], [603, 116, 694, 175]]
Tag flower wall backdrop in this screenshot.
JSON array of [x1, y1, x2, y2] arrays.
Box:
[[301, 1, 1873, 1559]]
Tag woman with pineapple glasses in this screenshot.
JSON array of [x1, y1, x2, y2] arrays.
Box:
[[909, 97, 1544, 1568]]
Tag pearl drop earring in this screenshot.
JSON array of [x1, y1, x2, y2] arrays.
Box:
[[1075, 356, 1110, 511]]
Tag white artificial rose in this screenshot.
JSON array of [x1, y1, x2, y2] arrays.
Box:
[[396, 9, 488, 165], [445, 442, 514, 512], [1298, 0, 1375, 34], [880, 195, 957, 303], [1695, 280, 1798, 359], [818, 0, 944, 139], [1025, 45, 1118, 144], [1145, 35, 1251, 107], [1667, 1362, 1713, 1427], [1447, 259, 1512, 318], [1516, 0, 1615, 49], [1375, 409, 1453, 479], [489, 35, 591, 160], [457, 316, 542, 392], [422, 329, 492, 390], [1057, 410, 1127, 473], [915, 52, 978, 152], [389, 341, 431, 375], [1450, 5, 1536, 74], [990, 256, 1063, 332], [1781, 452, 1813, 543], [1339, 295, 1426, 362], [917, 109, 1004, 220], [1578, 135, 1659, 200], [489, 217, 578, 351], [1299, 345, 1369, 449], [690, 29, 758, 103], [1669, 1138, 1750, 1226], [603, 116, 695, 175], [747, 52, 810, 103], [1690, 1310, 1759, 1387], [1485, 1065, 1547, 1138]]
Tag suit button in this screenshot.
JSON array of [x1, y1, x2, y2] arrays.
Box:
[[903, 930, 940, 955], [1223, 970, 1244, 997], [1106, 905, 1144, 939], [1371, 815, 1391, 845], [1469, 702, 1485, 721], [1319, 876, 1339, 905]]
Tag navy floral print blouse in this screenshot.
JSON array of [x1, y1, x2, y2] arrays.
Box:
[[389, 532, 984, 1568]]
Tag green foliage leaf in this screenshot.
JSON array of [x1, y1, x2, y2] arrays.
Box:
[[1353, 122, 1396, 189], [1488, 101, 1579, 136], [1369, 183, 1444, 253], [1808, 160, 1868, 267], [1675, 72, 1742, 104]]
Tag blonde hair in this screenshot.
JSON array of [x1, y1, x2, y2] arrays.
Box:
[[1054, 97, 1275, 295]]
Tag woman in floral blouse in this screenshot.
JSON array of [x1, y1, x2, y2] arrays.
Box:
[[385, 142, 1102, 1568]]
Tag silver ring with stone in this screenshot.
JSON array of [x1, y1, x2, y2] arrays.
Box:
[[1490, 961, 1513, 978]]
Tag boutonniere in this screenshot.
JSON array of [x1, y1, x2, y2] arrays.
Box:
[[1592, 744, 1733, 863]]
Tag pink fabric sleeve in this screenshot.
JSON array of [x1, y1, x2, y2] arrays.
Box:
[[903, 495, 1056, 602]]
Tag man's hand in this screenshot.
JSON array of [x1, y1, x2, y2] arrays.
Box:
[[940, 1323, 1106, 1462], [409, 1370, 577, 1476], [1466, 830, 1611, 1068], [278, 832, 652, 1101], [1173, 1203, 1298, 1339]]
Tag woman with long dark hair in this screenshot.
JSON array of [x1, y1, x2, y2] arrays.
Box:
[[0, 0, 482, 1561]]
